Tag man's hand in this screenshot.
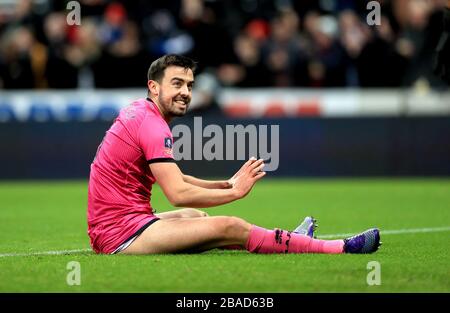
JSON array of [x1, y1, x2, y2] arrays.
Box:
[[231, 158, 266, 199], [227, 157, 258, 188]]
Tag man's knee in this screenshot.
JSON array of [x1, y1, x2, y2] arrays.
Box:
[[220, 216, 251, 239], [181, 208, 208, 218]]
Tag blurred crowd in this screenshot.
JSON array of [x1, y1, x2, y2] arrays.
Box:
[[0, 0, 448, 90]]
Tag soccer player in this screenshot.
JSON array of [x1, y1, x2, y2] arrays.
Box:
[[87, 54, 381, 255]]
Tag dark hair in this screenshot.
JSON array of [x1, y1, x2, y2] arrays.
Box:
[[147, 54, 197, 82]]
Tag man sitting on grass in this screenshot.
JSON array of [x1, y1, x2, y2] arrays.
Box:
[[87, 54, 381, 255]]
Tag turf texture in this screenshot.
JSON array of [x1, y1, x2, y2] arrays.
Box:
[[0, 179, 449, 292]]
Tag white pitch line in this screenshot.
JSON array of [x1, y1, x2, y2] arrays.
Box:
[[317, 226, 450, 239], [0, 248, 91, 258], [1, 226, 450, 258]]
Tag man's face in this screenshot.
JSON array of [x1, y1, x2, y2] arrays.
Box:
[[156, 66, 194, 118]]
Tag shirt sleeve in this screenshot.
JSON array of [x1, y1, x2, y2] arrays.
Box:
[[138, 115, 174, 164]]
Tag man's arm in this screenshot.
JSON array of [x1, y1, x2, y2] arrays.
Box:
[[182, 175, 231, 189], [150, 159, 265, 208], [181, 156, 259, 189]]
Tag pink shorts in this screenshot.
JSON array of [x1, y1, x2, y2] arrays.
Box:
[[111, 218, 160, 254], [89, 215, 160, 254]]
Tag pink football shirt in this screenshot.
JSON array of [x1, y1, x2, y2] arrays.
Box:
[[87, 98, 174, 253]]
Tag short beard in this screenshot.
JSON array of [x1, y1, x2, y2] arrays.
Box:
[[158, 92, 188, 117]]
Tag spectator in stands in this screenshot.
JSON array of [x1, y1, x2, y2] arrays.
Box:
[[93, 3, 148, 88], [43, 12, 78, 88], [0, 0, 447, 90], [301, 12, 348, 87], [0, 25, 46, 89], [261, 9, 303, 87], [232, 31, 271, 87]]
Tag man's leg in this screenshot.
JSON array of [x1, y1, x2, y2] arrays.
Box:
[[156, 209, 245, 251], [119, 216, 379, 255], [120, 216, 250, 254], [221, 215, 318, 251], [246, 226, 381, 254], [155, 208, 208, 219]]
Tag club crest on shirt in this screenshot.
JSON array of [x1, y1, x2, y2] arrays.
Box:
[[164, 137, 173, 156], [124, 106, 136, 119]]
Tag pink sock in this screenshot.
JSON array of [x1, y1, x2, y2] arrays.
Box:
[[245, 225, 344, 254]]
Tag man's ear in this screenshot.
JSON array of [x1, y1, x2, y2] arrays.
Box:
[[148, 80, 159, 97]]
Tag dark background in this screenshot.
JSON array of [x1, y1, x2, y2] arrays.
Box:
[[1, 116, 448, 179]]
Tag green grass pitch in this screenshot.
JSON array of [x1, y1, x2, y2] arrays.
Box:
[[0, 179, 449, 292]]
